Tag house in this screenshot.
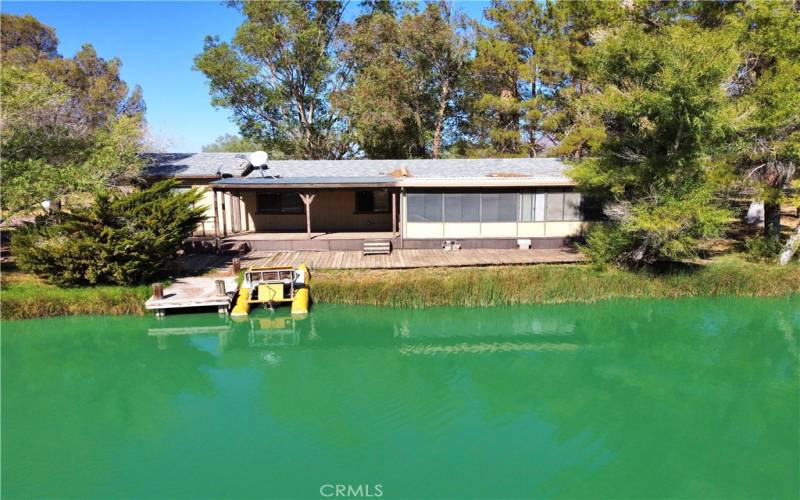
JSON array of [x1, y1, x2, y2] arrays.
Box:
[[145, 153, 596, 250]]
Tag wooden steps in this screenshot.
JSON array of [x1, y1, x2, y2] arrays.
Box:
[[363, 240, 392, 255]]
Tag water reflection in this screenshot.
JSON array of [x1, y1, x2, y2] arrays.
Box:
[[146, 303, 583, 355], [3, 296, 798, 499]]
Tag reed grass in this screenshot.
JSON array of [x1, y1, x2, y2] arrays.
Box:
[[312, 256, 800, 308], [3, 255, 798, 320], [1, 270, 150, 320]]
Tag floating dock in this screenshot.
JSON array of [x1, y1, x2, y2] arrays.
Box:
[[145, 277, 238, 317]]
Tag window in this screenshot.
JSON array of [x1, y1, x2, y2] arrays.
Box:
[[564, 192, 582, 221], [407, 189, 584, 223], [444, 193, 480, 222], [256, 192, 304, 214], [519, 191, 535, 222], [408, 193, 443, 222], [355, 190, 390, 213], [545, 191, 564, 221], [543, 189, 583, 221], [481, 193, 517, 222]]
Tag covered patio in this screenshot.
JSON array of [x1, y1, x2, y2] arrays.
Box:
[[208, 176, 401, 249]]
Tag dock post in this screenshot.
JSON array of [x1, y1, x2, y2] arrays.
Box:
[[152, 284, 165, 318], [215, 279, 229, 315], [232, 257, 241, 275]]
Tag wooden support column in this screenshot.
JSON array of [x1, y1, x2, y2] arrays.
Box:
[[231, 191, 241, 234], [212, 189, 220, 239], [399, 187, 405, 249], [392, 190, 397, 236], [299, 193, 316, 239], [221, 191, 228, 237], [243, 193, 249, 232]]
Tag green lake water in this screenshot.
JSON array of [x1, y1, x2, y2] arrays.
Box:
[[2, 296, 799, 499]]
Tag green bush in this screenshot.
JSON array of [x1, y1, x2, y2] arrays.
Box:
[[11, 180, 205, 286], [744, 235, 783, 263], [578, 223, 633, 269]]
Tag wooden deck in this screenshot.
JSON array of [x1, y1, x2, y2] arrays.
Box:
[[145, 276, 238, 316], [240, 248, 584, 270]]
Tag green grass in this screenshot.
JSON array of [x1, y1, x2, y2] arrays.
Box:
[[1, 269, 151, 320], [312, 256, 800, 308], [3, 255, 798, 320]]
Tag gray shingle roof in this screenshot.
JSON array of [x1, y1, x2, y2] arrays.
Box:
[[251, 157, 570, 180], [144, 153, 571, 181], [213, 176, 397, 186], [143, 152, 251, 178]]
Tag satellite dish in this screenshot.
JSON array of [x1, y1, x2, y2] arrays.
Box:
[[249, 151, 268, 167]]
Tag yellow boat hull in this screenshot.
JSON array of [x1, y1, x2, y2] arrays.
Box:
[[230, 287, 251, 317], [231, 264, 311, 317], [291, 287, 309, 316]]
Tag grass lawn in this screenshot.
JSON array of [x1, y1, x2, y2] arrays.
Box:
[[2, 255, 798, 320]]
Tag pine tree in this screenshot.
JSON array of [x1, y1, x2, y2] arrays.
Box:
[[571, 17, 737, 264], [12, 181, 206, 286]]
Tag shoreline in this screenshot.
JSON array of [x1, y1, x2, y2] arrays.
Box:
[[2, 256, 799, 320]]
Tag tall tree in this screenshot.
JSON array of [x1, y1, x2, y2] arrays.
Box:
[[202, 134, 264, 153], [726, 1, 800, 237], [194, 1, 350, 159], [571, 18, 737, 264], [464, 1, 620, 158], [336, 1, 469, 159], [0, 14, 145, 218]]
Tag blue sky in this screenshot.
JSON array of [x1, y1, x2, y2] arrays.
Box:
[[2, 1, 489, 152]]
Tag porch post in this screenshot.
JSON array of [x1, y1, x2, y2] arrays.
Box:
[[399, 187, 405, 249], [242, 192, 249, 232], [299, 193, 316, 239], [231, 191, 241, 234], [392, 190, 397, 236], [221, 191, 228, 237], [212, 189, 220, 239]]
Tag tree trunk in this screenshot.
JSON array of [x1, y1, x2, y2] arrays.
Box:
[[778, 224, 800, 266], [412, 108, 425, 157], [763, 201, 781, 238], [431, 80, 450, 160]]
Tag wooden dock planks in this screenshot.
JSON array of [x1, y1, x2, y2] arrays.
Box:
[[237, 248, 584, 270], [145, 276, 238, 316]]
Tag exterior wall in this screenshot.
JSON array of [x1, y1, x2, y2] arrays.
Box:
[[177, 180, 248, 237], [400, 237, 567, 250], [401, 188, 588, 241], [176, 180, 214, 236], [182, 180, 586, 245], [241, 190, 392, 233], [405, 221, 586, 239]]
